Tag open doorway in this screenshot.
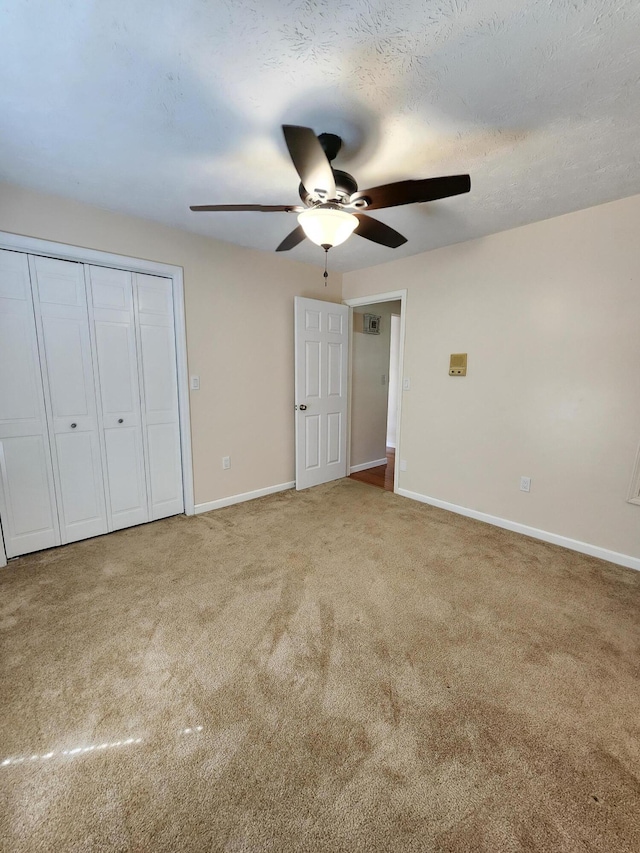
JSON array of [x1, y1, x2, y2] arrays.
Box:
[[343, 291, 406, 493]]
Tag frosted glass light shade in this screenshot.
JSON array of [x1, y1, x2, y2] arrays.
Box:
[[297, 207, 358, 248]]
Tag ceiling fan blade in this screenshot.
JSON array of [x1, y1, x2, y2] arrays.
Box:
[[354, 214, 407, 248], [190, 204, 303, 212], [282, 125, 336, 199], [350, 175, 471, 210], [276, 225, 306, 252]]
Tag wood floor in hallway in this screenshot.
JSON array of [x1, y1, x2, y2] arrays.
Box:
[[349, 447, 395, 491]]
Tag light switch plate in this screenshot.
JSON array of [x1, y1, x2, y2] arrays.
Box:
[[190, 376, 200, 390]]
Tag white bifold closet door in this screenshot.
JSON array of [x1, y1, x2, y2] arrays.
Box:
[[30, 256, 108, 544], [88, 265, 149, 530], [0, 250, 60, 557], [135, 273, 183, 520], [0, 251, 184, 560]]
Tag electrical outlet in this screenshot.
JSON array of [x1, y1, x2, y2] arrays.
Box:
[[190, 376, 200, 390], [400, 459, 407, 472], [222, 456, 231, 470], [520, 476, 531, 492]]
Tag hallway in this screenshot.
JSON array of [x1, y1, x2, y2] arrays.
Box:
[[349, 448, 395, 491]]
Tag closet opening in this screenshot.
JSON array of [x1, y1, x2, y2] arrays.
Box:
[[0, 232, 193, 567]]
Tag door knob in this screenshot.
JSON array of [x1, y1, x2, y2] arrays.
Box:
[[70, 423, 77, 428], [118, 418, 124, 424], [299, 404, 307, 411]]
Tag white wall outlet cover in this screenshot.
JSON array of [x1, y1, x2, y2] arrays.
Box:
[[222, 456, 231, 469], [190, 376, 200, 390], [520, 476, 531, 492], [402, 378, 411, 390], [400, 459, 408, 472]]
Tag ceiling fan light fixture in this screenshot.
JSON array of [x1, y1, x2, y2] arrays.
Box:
[[297, 207, 358, 249]]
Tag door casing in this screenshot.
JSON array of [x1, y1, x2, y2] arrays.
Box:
[[343, 289, 407, 494]]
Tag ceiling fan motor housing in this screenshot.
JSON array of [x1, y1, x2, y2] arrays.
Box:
[[298, 169, 361, 207]]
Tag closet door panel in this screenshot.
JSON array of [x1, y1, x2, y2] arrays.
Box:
[[88, 266, 148, 530], [31, 256, 108, 543], [0, 435, 58, 556], [147, 422, 181, 509], [55, 430, 104, 527], [41, 317, 91, 423], [139, 324, 175, 411], [103, 428, 146, 521], [0, 250, 60, 557], [95, 323, 134, 413], [135, 274, 184, 520], [0, 313, 41, 421]]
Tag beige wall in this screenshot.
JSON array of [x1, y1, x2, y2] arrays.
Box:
[[3, 180, 639, 560], [0, 182, 342, 506], [350, 301, 400, 467], [343, 195, 640, 559]]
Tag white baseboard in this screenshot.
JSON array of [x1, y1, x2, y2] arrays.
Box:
[[397, 488, 640, 572], [195, 481, 295, 515], [350, 458, 387, 474]]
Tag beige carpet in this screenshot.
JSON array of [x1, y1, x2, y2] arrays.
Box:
[[1, 479, 639, 852]]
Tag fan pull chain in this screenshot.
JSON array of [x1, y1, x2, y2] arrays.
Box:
[[323, 246, 329, 286]]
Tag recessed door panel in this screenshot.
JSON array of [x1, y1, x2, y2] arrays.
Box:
[[139, 325, 175, 413], [41, 317, 90, 417], [305, 309, 321, 332], [92, 280, 127, 310], [328, 313, 343, 335], [94, 321, 135, 414], [305, 341, 321, 399], [327, 413, 341, 465], [137, 284, 168, 315], [55, 431, 104, 534], [0, 313, 41, 422], [36, 257, 85, 306], [147, 423, 183, 519], [327, 343, 343, 397], [0, 435, 56, 543], [104, 427, 147, 528], [305, 415, 321, 470], [0, 261, 28, 300]]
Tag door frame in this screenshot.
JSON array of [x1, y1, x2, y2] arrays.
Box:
[[0, 231, 195, 568], [343, 289, 407, 494]]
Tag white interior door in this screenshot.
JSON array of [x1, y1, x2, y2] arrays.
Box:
[[88, 265, 149, 531], [0, 249, 60, 558], [134, 273, 184, 520], [294, 297, 349, 490], [30, 256, 108, 544]]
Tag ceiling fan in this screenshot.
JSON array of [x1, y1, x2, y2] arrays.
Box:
[[190, 125, 471, 254]]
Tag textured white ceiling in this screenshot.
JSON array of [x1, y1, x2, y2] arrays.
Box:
[[2, 0, 639, 271]]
